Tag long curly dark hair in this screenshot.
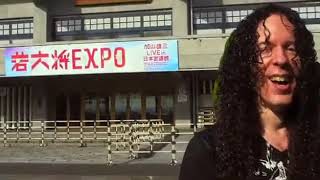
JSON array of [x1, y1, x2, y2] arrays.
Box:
[[214, 3, 319, 179]]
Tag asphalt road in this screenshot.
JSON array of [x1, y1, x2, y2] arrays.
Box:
[[0, 174, 178, 180], [0, 131, 192, 180], [0, 163, 180, 176], [0, 163, 180, 180]]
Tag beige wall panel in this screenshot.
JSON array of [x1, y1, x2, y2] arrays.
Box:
[[0, 6, 9, 18], [179, 38, 227, 55], [172, 0, 188, 36], [179, 54, 221, 69], [0, 39, 33, 47], [178, 38, 227, 69], [81, 0, 173, 13], [0, 3, 34, 18], [33, 4, 47, 44], [48, 0, 174, 15]]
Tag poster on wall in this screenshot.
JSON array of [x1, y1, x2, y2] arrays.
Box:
[[4, 40, 179, 77]]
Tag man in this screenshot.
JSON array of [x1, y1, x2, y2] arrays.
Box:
[[180, 4, 320, 180]]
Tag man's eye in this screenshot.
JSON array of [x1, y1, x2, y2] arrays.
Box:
[[287, 45, 296, 52], [288, 47, 296, 52], [260, 46, 272, 55]]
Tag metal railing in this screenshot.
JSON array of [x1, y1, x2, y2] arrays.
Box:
[[198, 108, 215, 124], [0, 119, 214, 165]]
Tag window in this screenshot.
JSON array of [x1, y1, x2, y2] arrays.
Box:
[[0, 18, 33, 40], [0, 24, 10, 36], [292, 6, 320, 20], [11, 22, 33, 35], [84, 18, 111, 30], [84, 96, 111, 120], [113, 16, 141, 29], [129, 94, 141, 120], [53, 9, 172, 41], [56, 19, 81, 32], [199, 80, 214, 95], [225, 10, 253, 23], [193, 2, 320, 33], [146, 96, 159, 119], [143, 14, 172, 27], [194, 11, 223, 24]]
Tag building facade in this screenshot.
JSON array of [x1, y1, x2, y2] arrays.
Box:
[[0, 0, 319, 130]]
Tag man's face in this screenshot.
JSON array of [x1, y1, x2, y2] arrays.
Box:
[[257, 14, 301, 112]]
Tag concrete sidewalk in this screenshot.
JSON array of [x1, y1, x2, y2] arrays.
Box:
[[0, 134, 192, 177]]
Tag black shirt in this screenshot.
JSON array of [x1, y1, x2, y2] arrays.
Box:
[[179, 128, 289, 180]]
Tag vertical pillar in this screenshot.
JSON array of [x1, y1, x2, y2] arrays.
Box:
[[28, 86, 32, 141], [80, 94, 86, 147], [33, 1, 48, 44], [141, 95, 146, 120], [0, 91, 4, 128], [66, 95, 70, 140], [11, 87, 15, 129], [23, 86, 27, 128], [111, 95, 116, 120], [95, 96, 99, 139], [191, 72, 199, 127], [172, 0, 189, 36], [6, 88, 10, 129]]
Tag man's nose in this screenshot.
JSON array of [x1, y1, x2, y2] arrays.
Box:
[[272, 47, 289, 66]]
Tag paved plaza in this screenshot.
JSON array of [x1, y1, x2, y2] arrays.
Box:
[[0, 133, 193, 180]]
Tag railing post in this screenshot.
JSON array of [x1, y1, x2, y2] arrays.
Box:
[[169, 124, 177, 166], [28, 119, 32, 142], [54, 120, 57, 142], [94, 119, 97, 140], [128, 122, 136, 159], [115, 121, 119, 150], [121, 121, 126, 149], [40, 121, 47, 147], [80, 119, 86, 147], [106, 122, 112, 165], [67, 119, 70, 141], [161, 120, 165, 138], [135, 120, 140, 151], [16, 118, 20, 143], [3, 120, 7, 147], [149, 120, 154, 153]]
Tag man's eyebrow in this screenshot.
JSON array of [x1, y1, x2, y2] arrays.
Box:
[[258, 40, 295, 47], [284, 40, 295, 45]]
